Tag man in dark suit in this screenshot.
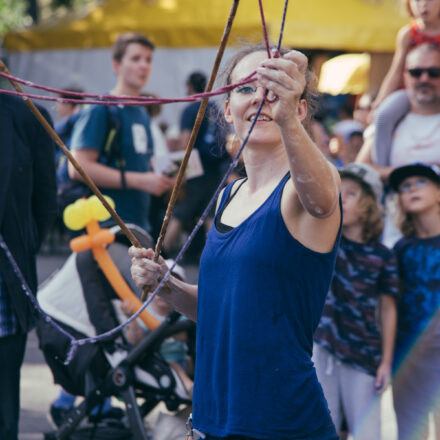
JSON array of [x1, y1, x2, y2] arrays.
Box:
[[0, 93, 57, 440]]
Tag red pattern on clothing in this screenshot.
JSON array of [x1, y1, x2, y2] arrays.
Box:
[[409, 21, 440, 48]]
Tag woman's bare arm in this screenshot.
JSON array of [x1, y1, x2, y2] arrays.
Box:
[[129, 247, 198, 321], [372, 25, 411, 109], [257, 52, 340, 219]]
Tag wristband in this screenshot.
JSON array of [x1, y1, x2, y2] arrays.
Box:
[[120, 169, 127, 189]]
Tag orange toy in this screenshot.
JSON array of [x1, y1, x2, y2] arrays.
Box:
[[64, 196, 161, 331]]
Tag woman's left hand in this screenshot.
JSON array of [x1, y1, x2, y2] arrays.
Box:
[[256, 50, 308, 127]]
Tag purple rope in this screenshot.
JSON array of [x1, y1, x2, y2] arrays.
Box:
[[65, 97, 268, 362], [258, 0, 272, 58], [0, 235, 78, 357], [0, 71, 257, 106], [1, 0, 290, 365], [277, 0, 289, 51], [0, 95, 268, 365]]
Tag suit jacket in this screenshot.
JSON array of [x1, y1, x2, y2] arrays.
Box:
[[0, 94, 57, 332]]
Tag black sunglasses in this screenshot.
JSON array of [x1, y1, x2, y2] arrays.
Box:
[[407, 67, 440, 79]]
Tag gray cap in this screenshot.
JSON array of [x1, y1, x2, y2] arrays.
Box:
[[339, 162, 383, 202]]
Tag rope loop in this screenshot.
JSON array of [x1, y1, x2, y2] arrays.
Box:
[[0, 0, 290, 365]]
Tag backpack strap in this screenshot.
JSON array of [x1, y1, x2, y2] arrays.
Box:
[[102, 106, 127, 189]]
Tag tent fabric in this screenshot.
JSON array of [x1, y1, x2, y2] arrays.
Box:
[[4, 0, 408, 52], [318, 53, 371, 96]]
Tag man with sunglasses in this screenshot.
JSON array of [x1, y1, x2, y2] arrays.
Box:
[[358, 43, 440, 246]]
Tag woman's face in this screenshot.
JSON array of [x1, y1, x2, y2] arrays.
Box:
[[224, 51, 288, 148], [398, 175, 440, 214], [409, 0, 440, 22], [341, 178, 363, 227]]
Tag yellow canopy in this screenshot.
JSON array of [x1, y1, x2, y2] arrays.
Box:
[[3, 0, 408, 52]]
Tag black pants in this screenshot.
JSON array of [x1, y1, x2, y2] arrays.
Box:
[[0, 333, 27, 440]]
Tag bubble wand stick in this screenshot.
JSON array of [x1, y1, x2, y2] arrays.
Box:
[[149, 0, 241, 287]]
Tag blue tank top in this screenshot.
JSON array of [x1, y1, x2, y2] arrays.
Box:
[[193, 174, 341, 440]]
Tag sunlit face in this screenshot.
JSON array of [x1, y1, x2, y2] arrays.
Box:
[[404, 49, 440, 109], [398, 175, 440, 214], [409, 0, 440, 22], [224, 50, 307, 148], [113, 43, 153, 93], [341, 178, 363, 227], [224, 51, 280, 147]]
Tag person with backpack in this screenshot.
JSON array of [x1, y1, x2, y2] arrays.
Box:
[[68, 33, 175, 233]]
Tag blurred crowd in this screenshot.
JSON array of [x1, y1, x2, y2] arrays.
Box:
[[1, 1, 440, 436]]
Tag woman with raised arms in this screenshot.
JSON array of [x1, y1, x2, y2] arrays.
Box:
[[130, 45, 342, 440]]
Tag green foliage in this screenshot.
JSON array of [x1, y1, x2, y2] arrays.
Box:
[[0, 0, 95, 36], [0, 0, 29, 34]]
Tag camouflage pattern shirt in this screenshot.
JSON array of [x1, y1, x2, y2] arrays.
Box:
[[314, 236, 399, 376]]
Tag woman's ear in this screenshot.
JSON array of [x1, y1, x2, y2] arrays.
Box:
[[224, 100, 234, 124], [296, 99, 308, 122]]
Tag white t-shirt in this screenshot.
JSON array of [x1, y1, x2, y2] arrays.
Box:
[[390, 112, 440, 167]]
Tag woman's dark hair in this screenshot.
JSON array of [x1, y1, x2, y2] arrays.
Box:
[[221, 43, 320, 130]]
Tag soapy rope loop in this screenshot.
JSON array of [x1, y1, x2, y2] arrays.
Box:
[[0, 0, 289, 364]]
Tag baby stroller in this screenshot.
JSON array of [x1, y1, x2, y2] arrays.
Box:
[[37, 223, 195, 440]]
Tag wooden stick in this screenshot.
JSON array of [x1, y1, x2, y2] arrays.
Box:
[[152, 0, 240, 263], [0, 60, 142, 249], [142, 0, 241, 301]]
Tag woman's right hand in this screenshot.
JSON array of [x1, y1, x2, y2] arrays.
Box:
[[129, 247, 169, 291]]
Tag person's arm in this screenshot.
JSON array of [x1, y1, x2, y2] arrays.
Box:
[[375, 294, 397, 393], [67, 105, 175, 195], [120, 299, 149, 346], [256, 52, 340, 253], [257, 51, 340, 219], [68, 149, 175, 196], [129, 247, 198, 321], [355, 135, 394, 182], [372, 25, 411, 110]]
